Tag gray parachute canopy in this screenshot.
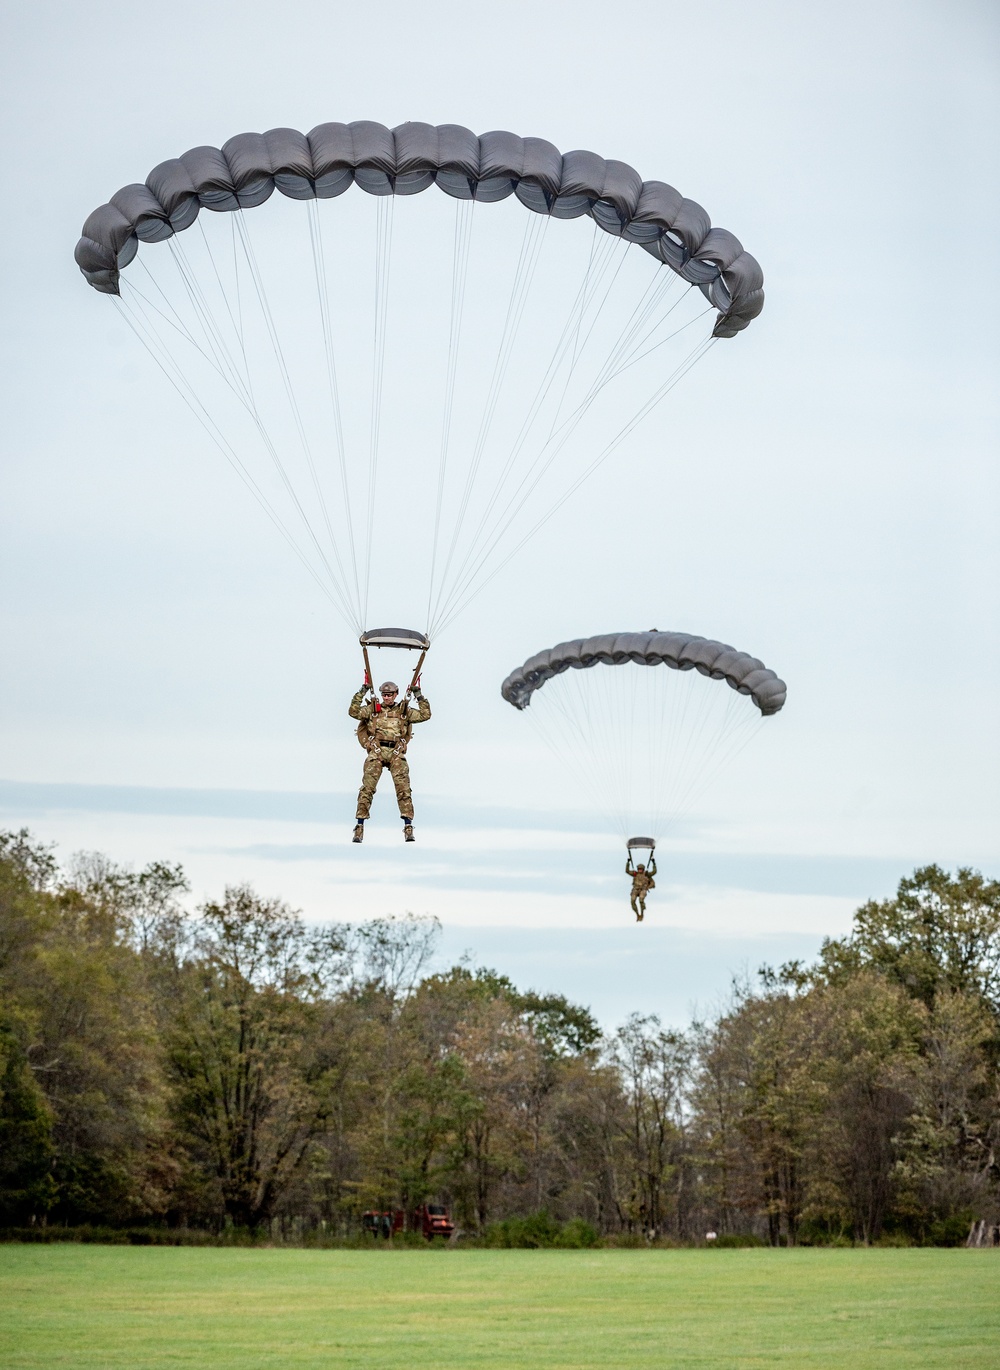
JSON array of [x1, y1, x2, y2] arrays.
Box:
[[501, 631, 787, 716], [360, 628, 430, 651], [74, 121, 763, 338]]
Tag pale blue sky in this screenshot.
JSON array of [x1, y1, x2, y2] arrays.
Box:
[[1, 0, 997, 1025]]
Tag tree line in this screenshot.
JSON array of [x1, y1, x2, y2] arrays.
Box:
[[1, 828, 997, 1246]]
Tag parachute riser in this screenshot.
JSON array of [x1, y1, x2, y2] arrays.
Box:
[[405, 649, 427, 702]]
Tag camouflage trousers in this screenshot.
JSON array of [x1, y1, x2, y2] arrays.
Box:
[[630, 879, 652, 916], [356, 747, 413, 820]]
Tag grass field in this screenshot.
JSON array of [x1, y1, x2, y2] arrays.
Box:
[[1, 1245, 996, 1368]]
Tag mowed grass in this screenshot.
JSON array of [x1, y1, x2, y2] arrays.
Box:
[[1, 1245, 997, 1368]]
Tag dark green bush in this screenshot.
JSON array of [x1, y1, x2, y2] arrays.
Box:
[[554, 1218, 600, 1249], [483, 1211, 599, 1249], [924, 1213, 974, 1248]]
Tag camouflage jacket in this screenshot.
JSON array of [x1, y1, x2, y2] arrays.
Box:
[[626, 857, 657, 893], [350, 691, 431, 751]]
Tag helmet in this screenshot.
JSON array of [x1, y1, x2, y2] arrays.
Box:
[[380, 681, 399, 694]]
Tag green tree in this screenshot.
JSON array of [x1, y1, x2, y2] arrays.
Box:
[[0, 831, 172, 1225], [726, 982, 826, 1246], [821, 866, 1000, 1011], [807, 973, 924, 1244], [0, 1017, 55, 1223], [894, 989, 998, 1235]]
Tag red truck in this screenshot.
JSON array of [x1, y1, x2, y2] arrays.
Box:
[[362, 1204, 455, 1240], [416, 1204, 455, 1240]]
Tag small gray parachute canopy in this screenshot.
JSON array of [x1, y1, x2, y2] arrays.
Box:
[[501, 631, 787, 715], [74, 121, 763, 338]]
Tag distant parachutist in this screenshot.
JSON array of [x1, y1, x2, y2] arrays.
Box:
[[500, 633, 787, 925], [626, 850, 657, 922]]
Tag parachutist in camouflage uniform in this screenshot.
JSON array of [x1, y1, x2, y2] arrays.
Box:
[[350, 680, 431, 843], [626, 854, 656, 922]]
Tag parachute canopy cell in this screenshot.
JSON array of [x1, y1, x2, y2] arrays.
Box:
[[500, 631, 787, 716], [74, 121, 763, 338]]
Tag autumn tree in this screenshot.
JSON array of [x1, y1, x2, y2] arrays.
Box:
[[606, 1014, 692, 1238], [164, 885, 350, 1230]]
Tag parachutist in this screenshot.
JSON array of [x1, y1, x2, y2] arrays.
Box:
[[502, 634, 785, 890], [626, 853, 657, 922], [350, 680, 431, 839]]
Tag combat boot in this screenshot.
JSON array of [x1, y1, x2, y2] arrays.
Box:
[[403, 823, 415, 843], [353, 823, 364, 844]]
